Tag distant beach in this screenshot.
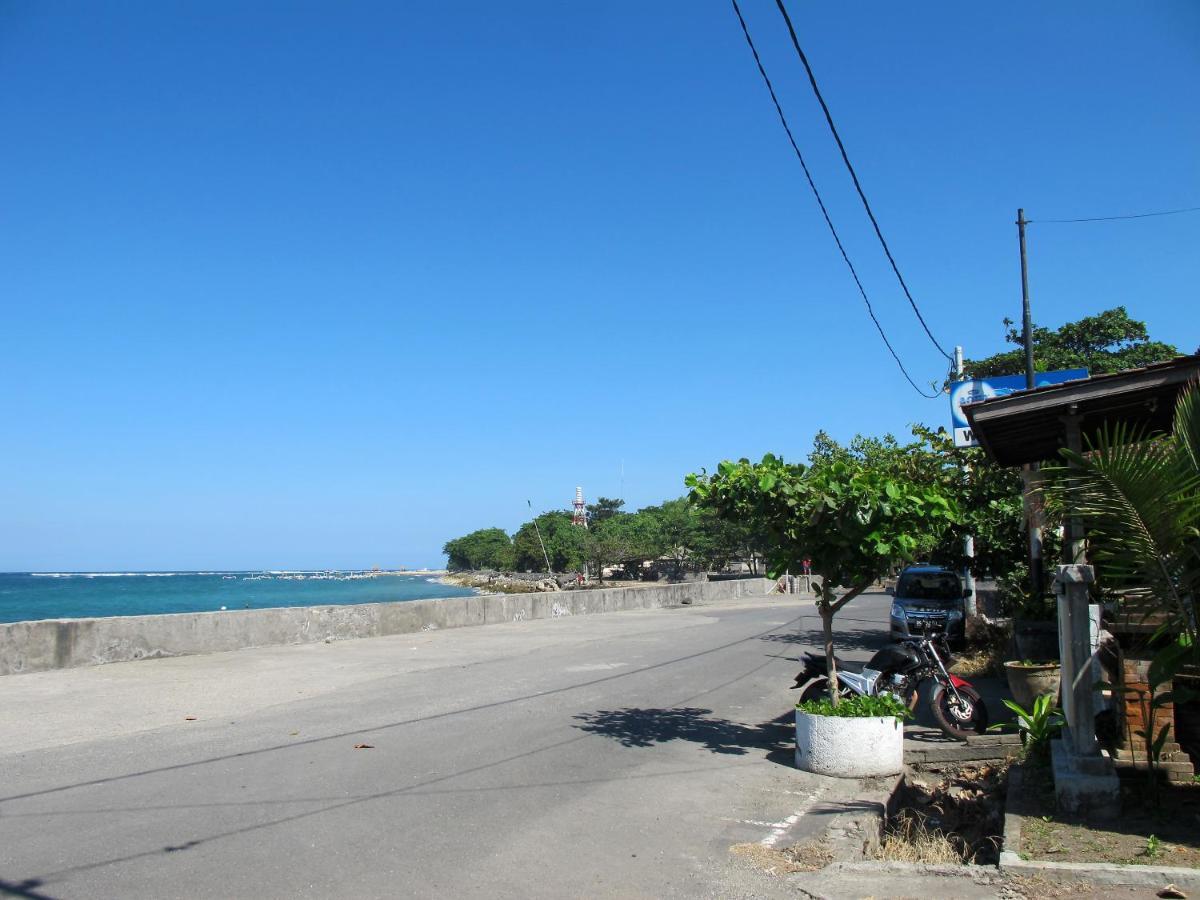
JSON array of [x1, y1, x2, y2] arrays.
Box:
[[0, 571, 473, 624]]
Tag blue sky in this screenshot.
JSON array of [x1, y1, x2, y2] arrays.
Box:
[[2, 1, 1197, 570]]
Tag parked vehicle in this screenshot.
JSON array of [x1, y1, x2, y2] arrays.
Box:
[[888, 565, 970, 649], [792, 634, 988, 740]]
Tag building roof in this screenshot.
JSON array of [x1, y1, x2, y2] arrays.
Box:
[[962, 355, 1200, 466]]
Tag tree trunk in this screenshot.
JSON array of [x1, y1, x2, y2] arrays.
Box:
[[820, 585, 839, 706]]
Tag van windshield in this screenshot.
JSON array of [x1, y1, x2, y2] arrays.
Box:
[[897, 572, 960, 601]]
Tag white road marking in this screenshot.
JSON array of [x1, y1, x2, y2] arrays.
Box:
[[756, 785, 826, 847], [565, 663, 628, 672]]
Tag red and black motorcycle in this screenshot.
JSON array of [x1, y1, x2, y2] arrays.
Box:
[[793, 633, 988, 740]]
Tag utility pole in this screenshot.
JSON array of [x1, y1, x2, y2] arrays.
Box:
[[1018, 209, 1035, 388], [954, 345, 977, 617], [1017, 208, 1044, 597], [528, 499, 553, 575]]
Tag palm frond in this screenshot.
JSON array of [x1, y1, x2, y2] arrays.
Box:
[[1175, 377, 1200, 478], [1044, 415, 1200, 646]]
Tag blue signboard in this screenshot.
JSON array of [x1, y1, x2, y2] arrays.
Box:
[[949, 369, 1088, 447]]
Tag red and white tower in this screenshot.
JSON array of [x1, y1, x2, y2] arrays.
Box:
[[572, 486, 587, 527]]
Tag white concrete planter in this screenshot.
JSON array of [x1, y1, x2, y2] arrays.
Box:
[[794, 710, 904, 778]]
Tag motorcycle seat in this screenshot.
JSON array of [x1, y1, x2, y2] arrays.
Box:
[[802, 652, 865, 675]]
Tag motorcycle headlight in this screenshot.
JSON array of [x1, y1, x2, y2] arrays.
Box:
[[890, 602, 906, 619]]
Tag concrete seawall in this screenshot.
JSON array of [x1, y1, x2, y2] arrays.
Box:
[[0, 577, 775, 676]]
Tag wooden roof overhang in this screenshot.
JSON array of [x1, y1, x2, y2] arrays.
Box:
[[963, 356, 1200, 467]]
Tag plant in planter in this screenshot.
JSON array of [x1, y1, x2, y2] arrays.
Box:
[[1003, 659, 1062, 709], [989, 694, 1064, 763], [794, 693, 912, 777], [687, 454, 958, 705]]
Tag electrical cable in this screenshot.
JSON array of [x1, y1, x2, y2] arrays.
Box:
[[773, 0, 953, 362], [1031, 205, 1200, 224], [730, 0, 942, 399]]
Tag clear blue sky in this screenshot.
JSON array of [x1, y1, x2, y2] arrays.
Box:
[[2, 1, 1197, 570]]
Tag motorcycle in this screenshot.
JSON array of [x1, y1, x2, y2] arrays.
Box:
[[792, 633, 988, 740]]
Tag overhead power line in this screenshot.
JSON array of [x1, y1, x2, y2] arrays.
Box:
[[1031, 205, 1200, 224], [773, 0, 953, 363], [730, 0, 941, 399]]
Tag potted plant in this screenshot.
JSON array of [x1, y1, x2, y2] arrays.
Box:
[[1000, 564, 1060, 662], [1003, 659, 1062, 709], [794, 693, 910, 778]]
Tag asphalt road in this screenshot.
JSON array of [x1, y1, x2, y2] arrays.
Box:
[[0, 590, 898, 899]]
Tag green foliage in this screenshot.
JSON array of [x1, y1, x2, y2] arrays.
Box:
[[448, 493, 766, 577], [511, 511, 588, 573], [1143, 835, 1162, 858], [1044, 382, 1200, 661], [689, 448, 959, 704], [585, 497, 625, 524], [989, 694, 1064, 759], [442, 528, 514, 572], [688, 452, 959, 588], [797, 693, 913, 719], [997, 562, 1057, 620], [807, 425, 1029, 580], [964, 307, 1179, 379]]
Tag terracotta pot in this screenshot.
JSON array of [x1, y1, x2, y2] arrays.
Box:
[[1004, 661, 1061, 710]]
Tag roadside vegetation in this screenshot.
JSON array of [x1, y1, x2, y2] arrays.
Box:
[[442, 497, 763, 581]]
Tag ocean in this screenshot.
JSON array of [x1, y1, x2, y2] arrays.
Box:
[[0, 571, 477, 624]]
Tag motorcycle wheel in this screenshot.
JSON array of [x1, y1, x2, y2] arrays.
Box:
[[930, 684, 988, 740]]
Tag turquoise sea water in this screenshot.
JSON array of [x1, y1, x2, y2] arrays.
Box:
[[0, 572, 476, 624]]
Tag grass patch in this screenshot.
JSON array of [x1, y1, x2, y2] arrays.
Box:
[[730, 839, 832, 875], [878, 812, 964, 864], [1019, 766, 1200, 866]]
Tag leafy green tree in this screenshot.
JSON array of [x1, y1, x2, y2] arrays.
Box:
[[585, 497, 625, 525], [640, 498, 697, 578], [442, 527, 514, 571], [809, 426, 1037, 581], [965, 307, 1178, 379], [511, 511, 588, 573], [688, 454, 959, 703], [689, 506, 763, 573]]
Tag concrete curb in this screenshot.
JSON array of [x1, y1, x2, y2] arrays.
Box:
[[1, 577, 777, 675], [811, 772, 904, 862], [998, 853, 1200, 888], [999, 762, 1200, 888]]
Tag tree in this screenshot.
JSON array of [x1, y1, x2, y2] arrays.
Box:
[[586, 497, 625, 525], [688, 454, 959, 704], [965, 307, 1178, 379], [689, 506, 760, 572], [640, 498, 696, 578], [442, 527, 514, 571], [511, 511, 588, 573], [809, 427, 1029, 579], [583, 512, 656, 582]]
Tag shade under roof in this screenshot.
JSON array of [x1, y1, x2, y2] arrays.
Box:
[[962, 356, 1200, 467]]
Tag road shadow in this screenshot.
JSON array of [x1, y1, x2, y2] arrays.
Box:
[[758, 626, 891, 656], [572, 707, 794, 765]]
